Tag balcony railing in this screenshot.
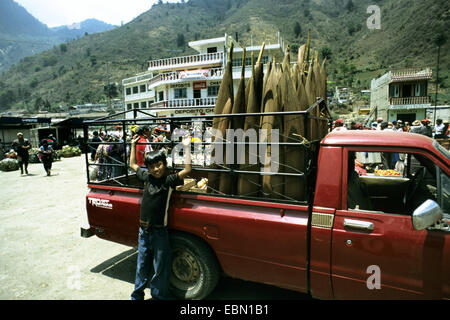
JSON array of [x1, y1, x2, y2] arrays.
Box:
[[391, 67, 432, 81], [150, 97, 217, 109], [389, 96, 430, 105], [148, 52, 224, 70], [147, 68, 223, 89]]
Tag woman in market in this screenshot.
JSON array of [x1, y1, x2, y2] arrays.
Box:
[[39, 139, 54, 176]]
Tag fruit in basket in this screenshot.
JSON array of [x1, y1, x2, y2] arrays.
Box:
[[5, 150, 17, 159], [60, 145, 82, 157], [29, 148, 41, 163], [0, 158, 19, 171], [375, 169, 401, 176]]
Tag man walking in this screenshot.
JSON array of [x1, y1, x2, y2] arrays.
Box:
[[12, 132, 31, 175]]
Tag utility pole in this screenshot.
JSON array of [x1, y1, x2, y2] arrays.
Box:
[[434, 44, 440, 126], [106, 62, 111, 111], [433, 33, 447, 126]]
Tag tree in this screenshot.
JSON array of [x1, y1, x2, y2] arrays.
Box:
[[103, 83, 119, 99], [320, 46, 332, 60], [30, 77, 39, 88], [60, 44, 68, 53], [0, 90, 16, 109], [90, 55, 97, 66], [345, 0, 354, 12], [294, 22, 302, 38], [177, 33, 185, 47], [304, 8, 310, 18], [337, 60, 357, 87], [34, 97, 45, 111]]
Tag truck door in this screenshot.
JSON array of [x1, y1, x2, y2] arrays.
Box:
[[331, 148, 450, 299]]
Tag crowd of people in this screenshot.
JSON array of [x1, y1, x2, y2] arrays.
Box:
[[89, 123, 172, 181], [331, 117, 449, 138]]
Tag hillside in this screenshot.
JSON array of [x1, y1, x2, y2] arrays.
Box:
[[0, 0, 116, 73], [0, 0, 449, 114]]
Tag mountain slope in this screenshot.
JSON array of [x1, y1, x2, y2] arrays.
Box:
[[0, 0, 49, 36], [0, 0, 448, 114], [50, 19, 117, 41], [0, 0, 116, 73]]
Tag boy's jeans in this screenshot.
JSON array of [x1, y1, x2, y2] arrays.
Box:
[[131, 227, 172, 300]]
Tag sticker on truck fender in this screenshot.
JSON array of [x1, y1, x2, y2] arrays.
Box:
[[88, 197, 113, 210]]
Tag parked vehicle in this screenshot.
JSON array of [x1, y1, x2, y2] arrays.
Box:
[[81, 108, 449, 300]]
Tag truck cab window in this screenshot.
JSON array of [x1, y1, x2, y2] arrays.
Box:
[[347, 151, 438, 215]]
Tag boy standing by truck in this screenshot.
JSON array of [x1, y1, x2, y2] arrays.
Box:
[[129, 133, 191, 300]]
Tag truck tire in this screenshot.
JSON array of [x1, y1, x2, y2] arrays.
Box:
[[169, 233, 220, 300]]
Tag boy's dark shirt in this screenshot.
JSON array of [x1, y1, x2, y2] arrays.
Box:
[[136, 167, 183, 227]]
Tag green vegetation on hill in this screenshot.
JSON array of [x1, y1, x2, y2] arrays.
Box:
[[0, 0, 116, 73], [0, 0, 449, 114]]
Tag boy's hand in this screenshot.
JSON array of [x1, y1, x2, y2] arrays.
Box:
[[182, 135, 191, 148], [131, 134, 140, 145]]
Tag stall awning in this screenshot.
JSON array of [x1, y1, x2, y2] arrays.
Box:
[[0, 116, 51, 125], [51, 118, 85, 128]]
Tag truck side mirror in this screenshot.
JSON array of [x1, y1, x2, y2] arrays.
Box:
[[412, 200, 443, 231]]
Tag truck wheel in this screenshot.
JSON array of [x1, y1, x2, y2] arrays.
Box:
[[169, 233, 220, 300]]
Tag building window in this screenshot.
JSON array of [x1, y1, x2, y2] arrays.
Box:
[[126, 87, 131, 95], [174, 88, 187, 99], [232, 58, 242, 67], [415, 82, 425, 96], [140, 84, 147, 93], [158, 91, 164, 101], [208, 86, 220, 97], [127, 104, 132, 110], [148, 100, 154, 107], [390, 85, 400, 98], [133, 86, 139, 94], [233, 55, 269, 67], [134, 102, 139, 109], [141, 101, 147, 109], [207, 47, 217, 53]]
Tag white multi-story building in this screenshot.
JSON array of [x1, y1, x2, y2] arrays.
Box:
[[122, 34, 286, 119]]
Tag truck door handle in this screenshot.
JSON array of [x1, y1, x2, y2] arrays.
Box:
[[343, 219, 374, 231]]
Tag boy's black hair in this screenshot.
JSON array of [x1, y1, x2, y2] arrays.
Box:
[[144, 149, 167, 167]]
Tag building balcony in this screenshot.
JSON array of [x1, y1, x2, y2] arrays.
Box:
[[150, 97, 217, 109], [390, 96, 431, 105], [147, 68, 223, 90], [122, 73, 154, 86], [390, 67, 432, 82], [148, 52, 224, 71]]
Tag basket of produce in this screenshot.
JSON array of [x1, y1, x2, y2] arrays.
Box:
[[5, 150, 17, 159], [29, 148, 41, 163], [0, 158, 19, 171], [60, 145, 82, 158]]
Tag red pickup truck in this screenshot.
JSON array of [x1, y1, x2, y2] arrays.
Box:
[[82, 124, 449, 299]]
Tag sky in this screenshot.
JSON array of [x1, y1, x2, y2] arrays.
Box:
[[14, 0, 181, 28]]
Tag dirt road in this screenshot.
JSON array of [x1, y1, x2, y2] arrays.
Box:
[[0, 155, 308, 300]]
